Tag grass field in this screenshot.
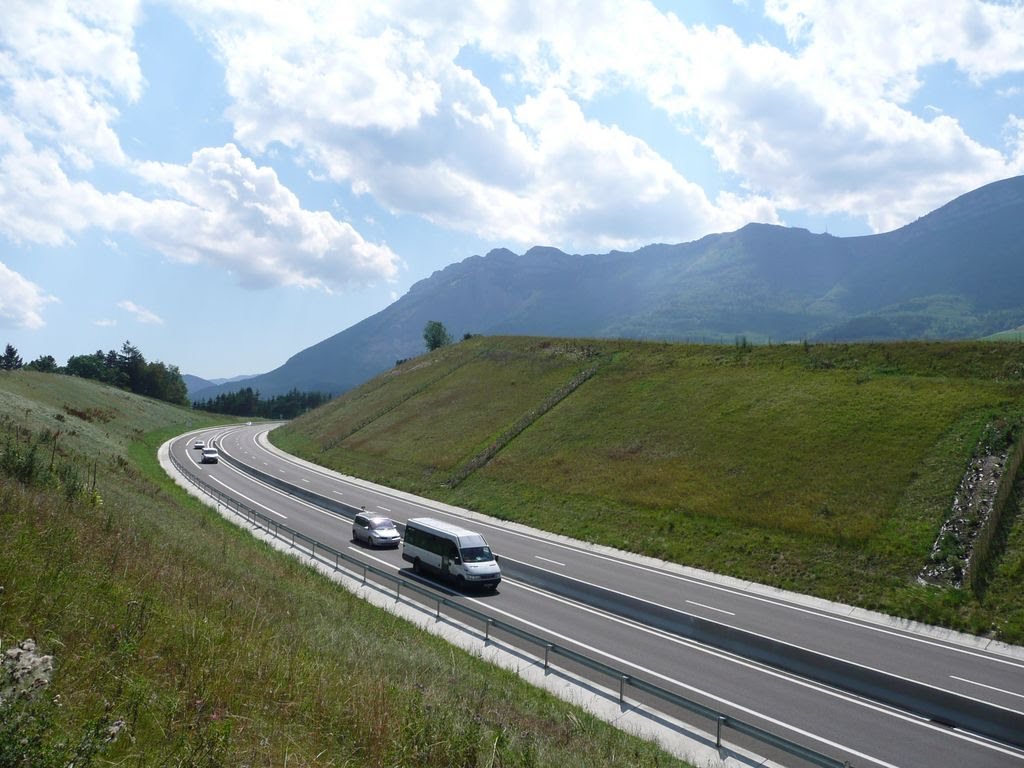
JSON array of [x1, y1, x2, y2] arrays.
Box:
[[272, 337, 1024, 642], [0, 371, 689, 767]]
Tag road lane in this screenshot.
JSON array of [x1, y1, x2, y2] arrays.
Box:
[[215, 423, 1024, 713], [167, 425, 1024, 767]]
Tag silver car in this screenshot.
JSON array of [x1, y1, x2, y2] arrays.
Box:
[[351, 513, 401, 548], [201, 448, 219, 464]]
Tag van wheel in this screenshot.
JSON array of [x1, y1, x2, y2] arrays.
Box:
[[413, 558, 422, 575], [456, 576, 466, 591]]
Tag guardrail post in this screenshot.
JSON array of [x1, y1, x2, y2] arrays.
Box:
[[395, 581, 401, 601], [362, 565, 367, 586], [334, 552, 339, 571], [716, 716, 726, 749], [619, 675, 629, 705], [544, 643, 553, 671], [436, 599, 441, 620], [485, 618, 492, 643]]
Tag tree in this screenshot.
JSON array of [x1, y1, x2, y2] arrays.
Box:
[[423, 320, 452, 352], [116, 340, 145, 392], [66, 352, 108, 381], [1, 344, 23, 370], [64, 342, 188, 406], [25, 354, 57, 373]]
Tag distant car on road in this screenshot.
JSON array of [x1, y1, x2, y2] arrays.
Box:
[[351, 512, 401, 548], [193, 439, 205, 450], [201, 448, 219, 464]]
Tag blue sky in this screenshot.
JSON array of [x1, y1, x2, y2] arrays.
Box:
[[2, 1, 1022, 380]]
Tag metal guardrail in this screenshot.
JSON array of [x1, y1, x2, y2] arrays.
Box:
[[170, 448, 851, 768]]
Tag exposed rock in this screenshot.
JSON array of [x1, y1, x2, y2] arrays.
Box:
[[919, 430, 1011, 588]]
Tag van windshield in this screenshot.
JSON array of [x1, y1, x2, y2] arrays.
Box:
[[459, 546, 494, 563]]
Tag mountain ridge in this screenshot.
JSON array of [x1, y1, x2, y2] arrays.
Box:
[[193, 175, 1024, 400]]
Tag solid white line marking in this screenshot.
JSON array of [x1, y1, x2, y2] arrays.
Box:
[[242, 431, 1024, 673], [209, 441, 1024, 765], [686, 600, 736, 616], [493, 579, 1024, 765], [497, 554, 1024, 716], [473, 584, 905, 768], [951, 675, 1024, 700], [535, 556, 566, 566]]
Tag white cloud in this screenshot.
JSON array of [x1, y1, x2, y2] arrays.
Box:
[[764, 0, 1024, 93], [171, 0, 1024, 247], [2, 0, 1022, 272], [465, 0, 1024, 232], [512, 87, 765, 248], [118, 299, 163, 325], [0, 136, 127, 245], [177, 0, 773, 250], [0, 2, 400, 291], [132, 144, 402, 289], [0, 0, 142, 168], [94, 318, 117, 327], [0, 261, 58, 329]]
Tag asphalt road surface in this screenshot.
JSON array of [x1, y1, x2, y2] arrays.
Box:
[[169, 423, 1024, 768]]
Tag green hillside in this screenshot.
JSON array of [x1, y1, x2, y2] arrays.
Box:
[[0, 371, 687, 767], [273, 336, 1024, 641]]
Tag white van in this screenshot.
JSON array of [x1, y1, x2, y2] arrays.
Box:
[[402, 517, 501, 591]]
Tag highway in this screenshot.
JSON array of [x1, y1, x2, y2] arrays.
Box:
[[168, 423, 1024, 768]]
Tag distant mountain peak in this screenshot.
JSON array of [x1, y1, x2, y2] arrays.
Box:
[[198, 175, 1024, 399]]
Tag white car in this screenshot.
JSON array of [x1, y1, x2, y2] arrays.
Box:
[[351, 513, 401, 548], [201, 448, 219, 464], [193, 439, 205, 450]]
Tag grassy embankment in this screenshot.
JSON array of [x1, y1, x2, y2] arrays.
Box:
[[0, 370, 689, 767], [272, 337, 1024, 642]]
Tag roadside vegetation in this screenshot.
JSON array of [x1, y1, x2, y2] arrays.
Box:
[[2, 339, 188, 406], [191, 386, 330, 419], [273, 336, 1024, 643], [0, 370, 689, 767]]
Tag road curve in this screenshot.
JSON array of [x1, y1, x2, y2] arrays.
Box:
[[168, 423, 1024, 768]]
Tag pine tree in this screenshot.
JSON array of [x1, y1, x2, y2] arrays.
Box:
[[1, 344, 24, 370]]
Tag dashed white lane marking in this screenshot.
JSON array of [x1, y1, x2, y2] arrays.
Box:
[[686, 600, 736, 617], [535, 556, 566, 567]]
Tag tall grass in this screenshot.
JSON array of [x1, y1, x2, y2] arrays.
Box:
[[0, 371, 689, 767], [274, 337, 1024, 642]]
